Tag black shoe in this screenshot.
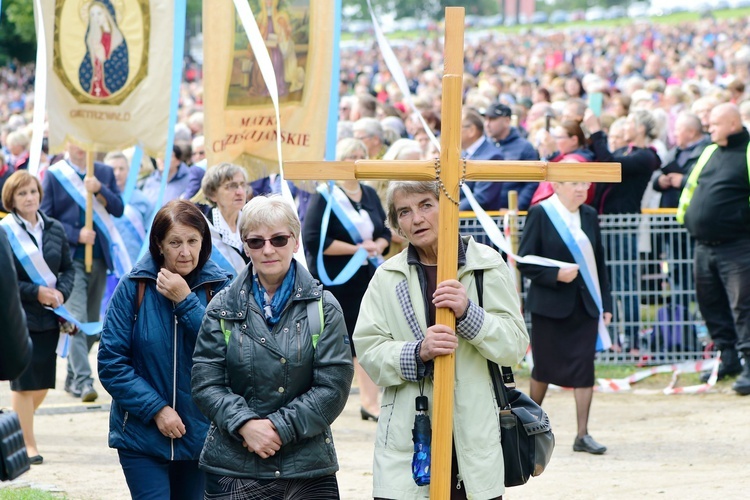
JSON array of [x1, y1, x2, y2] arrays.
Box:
[[29, 455, 43, 465], [573, 435, 607, 455], [700, 348, 742, 383], [81, 383, 98, 403], [731, 359, 750, 396], [64, 378, 82, 398], [360, 407, 379, 422]]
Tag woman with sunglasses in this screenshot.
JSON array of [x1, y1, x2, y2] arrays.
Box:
[[98, 200, 232, 499], [192, 195, 353, 499], [200, 163, 251, 276], [303, 137, 391, 422]]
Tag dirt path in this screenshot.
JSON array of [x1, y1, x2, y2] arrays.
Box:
[[2, 354, 749, 499]]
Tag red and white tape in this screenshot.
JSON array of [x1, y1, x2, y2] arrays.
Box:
[[596, 357, 719, 394]]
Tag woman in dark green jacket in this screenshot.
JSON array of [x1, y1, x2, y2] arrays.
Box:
[[192, 195, 353, 499]]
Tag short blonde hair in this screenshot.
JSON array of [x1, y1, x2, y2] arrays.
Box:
[[239, 195, 300, 240], [335, 138, 368, 161]]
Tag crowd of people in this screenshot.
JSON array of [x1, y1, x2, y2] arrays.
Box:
[[1, 11, 750, 498]]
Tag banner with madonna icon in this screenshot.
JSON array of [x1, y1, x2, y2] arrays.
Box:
[[203, 0, 338, 179], [38, 0, 179, 157]]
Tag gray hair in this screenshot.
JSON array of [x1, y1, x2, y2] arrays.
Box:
[[192, 135, 205, 150], [381, 115, 406, 138], [383, 139, 422, 161], [103, 150, 128, 165], [630, 109, 660, 141], [6, 130, 29, 149], [239, 195, 301, 240], [335, 138, 368, 161], [174, 123, 192, 142], [352, 117, 384, 142], [337, 121, 354, 141], [201, 163, 249, 205], [676, 112, 703, 134], [385, 181, 439, 235]]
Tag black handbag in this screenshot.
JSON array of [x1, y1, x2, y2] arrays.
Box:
[[488, 363, 555, 487], [0, 409, 30, 481], [474, 269, 555, 487]]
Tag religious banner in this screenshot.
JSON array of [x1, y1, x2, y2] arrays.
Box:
[[203, 0, 336, 178], [38, 0, 178, 157]]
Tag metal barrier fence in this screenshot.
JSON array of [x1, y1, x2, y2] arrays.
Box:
[[459, 210, 710, 365]]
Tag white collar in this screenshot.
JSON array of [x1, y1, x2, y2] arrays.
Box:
[[465, 135, 487, 157], [64, 153, 86, 174], [14, 211, 45, 231], [548, 193, 580, 229]]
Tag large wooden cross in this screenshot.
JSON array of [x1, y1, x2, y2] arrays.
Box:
[[286, 7, 620, 498]]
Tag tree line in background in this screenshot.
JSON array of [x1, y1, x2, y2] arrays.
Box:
[[0, 0, 203, 65], [0, 0, 644, 64]]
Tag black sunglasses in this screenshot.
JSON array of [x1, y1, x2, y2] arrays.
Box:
[[244, 234, 294, 250]]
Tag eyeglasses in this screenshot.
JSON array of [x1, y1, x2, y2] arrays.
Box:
[[221, 181, 247, 191], [244, 234, 295, 250], [552, 135, 571, 140]]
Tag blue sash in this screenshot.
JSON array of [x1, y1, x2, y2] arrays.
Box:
[[315, 182, 376, 286], [207, 228, 244, 282], [114, 204, 146, 265], [0, 218, 102, 339], [540, 200, 611, 351], [122, 145, 143, 205], [48, 161, 133, 277]]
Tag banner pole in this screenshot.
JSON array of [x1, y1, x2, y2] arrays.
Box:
[[84, 150, 94, 273]]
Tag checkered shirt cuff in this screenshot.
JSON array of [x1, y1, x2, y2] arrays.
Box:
[[455, 300, 484, 341], [400, 340, 423, 382]]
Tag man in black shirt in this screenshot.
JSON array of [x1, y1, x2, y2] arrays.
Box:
[[679, 103, 750, 394]]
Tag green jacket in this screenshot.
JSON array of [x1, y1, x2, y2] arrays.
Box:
[[191, 262, 354, 479], [353, 237, 529, 499]]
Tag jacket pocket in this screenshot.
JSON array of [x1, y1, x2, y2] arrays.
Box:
[[122, 411, 129, 433]]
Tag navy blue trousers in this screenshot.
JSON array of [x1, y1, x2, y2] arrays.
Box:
[[118, 449, 205, 500]]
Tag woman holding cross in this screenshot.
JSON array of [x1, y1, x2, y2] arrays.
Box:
[[353, 181, 529, 499]]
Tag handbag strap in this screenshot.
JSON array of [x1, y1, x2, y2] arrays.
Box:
[[474, 269, 515, 409]]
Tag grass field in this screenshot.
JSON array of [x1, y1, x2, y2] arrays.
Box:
[[342, 7, 750, 41], [0, 488, 65, 500]]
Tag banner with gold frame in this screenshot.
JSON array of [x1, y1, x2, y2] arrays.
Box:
[[39, 0, 177, 157], [203, 0, 335, 179]]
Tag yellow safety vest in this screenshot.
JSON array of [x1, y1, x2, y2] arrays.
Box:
[[676, 143, 750, 224]]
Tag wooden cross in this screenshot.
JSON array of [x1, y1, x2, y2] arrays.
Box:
[[285, 7, 620, 498]]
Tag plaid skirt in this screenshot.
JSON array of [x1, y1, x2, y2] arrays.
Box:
[[204, 473, 340, 500]]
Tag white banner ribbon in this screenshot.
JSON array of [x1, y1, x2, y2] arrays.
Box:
[[232, 0, 307, 269]]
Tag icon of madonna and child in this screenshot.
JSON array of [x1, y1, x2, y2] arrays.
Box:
[[78, 0, 129, 99], [228, 0, 309, 106]]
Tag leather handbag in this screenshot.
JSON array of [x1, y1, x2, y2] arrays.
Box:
[[0, 409, 30, 481], [488, 363, 555, 487], [474, 268, 555, 487]]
